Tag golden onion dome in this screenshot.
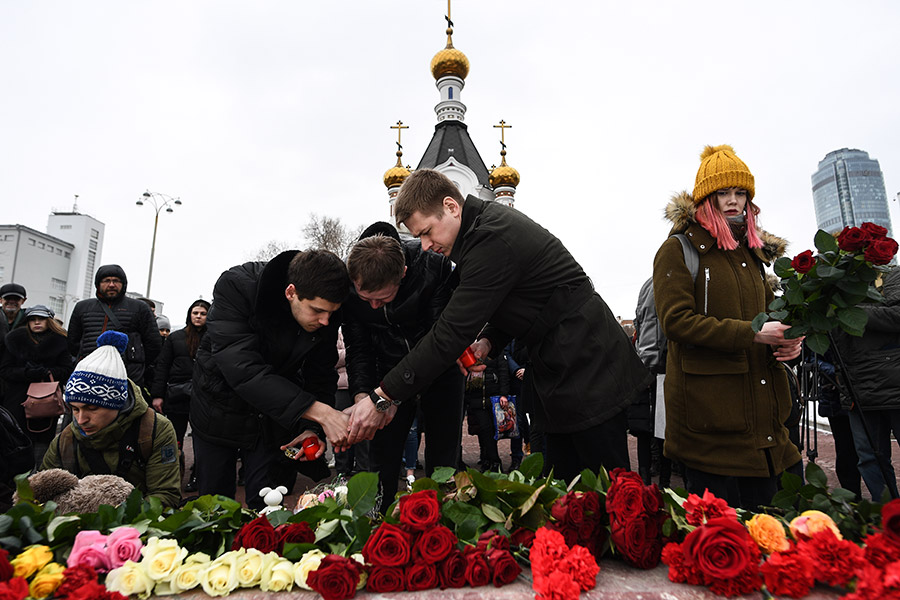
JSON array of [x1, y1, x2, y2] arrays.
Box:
[[431, 28, 469, 80], [383, 152, 411, 189], [490, 156, 520, 188]]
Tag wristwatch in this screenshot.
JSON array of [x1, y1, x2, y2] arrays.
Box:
[[369, 391, 392, 413]]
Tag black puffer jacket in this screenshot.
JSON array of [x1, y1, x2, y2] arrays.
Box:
[[67, 265, 162, 386], [343, 224, 456, 398], [836, 267, 900, 411], [150, 331, 194, 414], [190, 251, 340, 448], [0, 327, 73, 435]]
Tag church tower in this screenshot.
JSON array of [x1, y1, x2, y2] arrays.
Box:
[[489, 120, 520, 208]]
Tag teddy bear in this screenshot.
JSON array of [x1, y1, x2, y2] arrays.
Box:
[[13, 468, 135, 515]]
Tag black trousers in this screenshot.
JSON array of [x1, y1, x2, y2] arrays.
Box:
[[193, 433, 281, 511], [544, 408, 630, 482], [466, 396, 500, 468], [684, 465, 778, 511], [370, 368, 464, 513]]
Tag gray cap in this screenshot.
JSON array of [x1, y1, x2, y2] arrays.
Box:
[[25, 304, 54, 319], [157, 314, 171, 330], [0, 283, 26, 299]]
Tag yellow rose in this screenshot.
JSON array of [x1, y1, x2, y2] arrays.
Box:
[[141, 536, 188, 582], [351, 553, 367, 590], [200, 550, 239, 597], [260, 555, 294, 593], [106, 560, 155, 600], [29, 562, 65, 599], [746, 514, 790, 554], [293, 549, 325, 590], [789, 510, 842, 541], [158, 552, 211, 595], [11, 545, 53, 579], [235, 548, 276, 588]]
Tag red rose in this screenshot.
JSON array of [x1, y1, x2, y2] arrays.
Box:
[[861, 222, 888, 240], [759, 546, 815, 599], [791, 250, 816, 274], [477, 530, 510, 552], [275, 522, 315, 555], [682, 517, 758, 581], [437, 549, 467, 589], [606, 469, 646, 521], [486, 548, 522, 587], [865, 237, 899, 265], [0, 577, 28, 600], [398, 489, 441, 532], [510, 528, 536, 549], [362, 523, 413, 567], [307, 555, 363, 600], [882, 499, 900, 546], [366, 566, 405, 593], [798, 528, 864, 587], [463, 547, 491, 587], [611, 515, 662, 569], [838, 226, 871, 251], [414, 525, 457, 564], [0, 550, 11, 583], [405, 562, 438, 591], [55, 565, 98, 598], [231, 515, 277, 553]]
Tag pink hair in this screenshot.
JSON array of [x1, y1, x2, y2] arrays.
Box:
[[696, 196, 763, 250]]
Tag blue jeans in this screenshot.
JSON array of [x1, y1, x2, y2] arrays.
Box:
[[848, 409, 900, 501]]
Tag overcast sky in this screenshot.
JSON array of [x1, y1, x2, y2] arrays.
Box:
[[3, 1, 899, 323]]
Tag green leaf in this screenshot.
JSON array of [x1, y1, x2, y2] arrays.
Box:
[[837, 306, 868, 330], [0, 515, 12, 537], [519, 484, 545, 517], [806, 333, 830, 355], [281, 542, 318, 561], [482, 503, 506, 523], [784, 285, 805, 306], [442, 501, 485, 526], [771, 489, 797, 511], [830, 488, 857, 504], [814, 230, 838, 253], [14, 473, 34, 503], [431, 467, 455, 484], [578, 469, 598, 491], [785, 324, 810, 338], [867, 286, 885, 302], [780, 470, 803, 493], [816, 265, 842, 279], [808, 311, 835, 332], [518, 453, 544, 481], [836, 278, 869, 297], [751, 312, 769, 333], [47, 516, 81, 543], [768, 297, 786, 311], [773, 257, 794, 278], [346, 472, 379, 518], [805, 462, 828, 489], [770, 310, 789, 321]]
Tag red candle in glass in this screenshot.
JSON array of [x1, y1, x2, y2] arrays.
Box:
[[459, 347, 477, 368], [302, 437, 320, 460]]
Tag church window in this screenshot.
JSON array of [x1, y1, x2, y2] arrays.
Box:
[[448, 87, 453, 99]]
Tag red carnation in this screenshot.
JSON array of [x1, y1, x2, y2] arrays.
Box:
[[791, 250, 816, 274], [865, 237, 899, 265], [307, 555, 363, 600], [366, 566, 405, 593], [0, 577, 28, 600], [533, 569, 580, 600], [558, 544, 599, 591], [398, 489, 441, 532], [63, 581, 128, 600], [437, 549, 467, 589], [799, 528, 865, 587], [231, 515, 278, 553], [861, 222, 888, 240], [683, 489, 737, 526], [759, 546, 815, 598], [405, 562, 438, 591], [413, 525, 457, 564], [362, 523, 413, 567], [55, 564, 99, 598], [882, 499, 900, 546], [838, 226, 871, 251], [864, 532, 900, 568], [275, 522, 315, 555]]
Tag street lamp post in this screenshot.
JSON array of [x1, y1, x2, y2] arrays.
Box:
[[136, 190, 182, 298]]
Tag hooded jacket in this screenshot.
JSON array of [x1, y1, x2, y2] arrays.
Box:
[[67, 265, 162, 386], [41, 384, 181, 507], [189, 251, 339, 448], [652, 191, 800, 477]]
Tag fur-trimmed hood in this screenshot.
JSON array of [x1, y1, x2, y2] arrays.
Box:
[[664, 190, 787, 265]]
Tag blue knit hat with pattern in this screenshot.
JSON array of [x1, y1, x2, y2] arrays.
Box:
[[64, 330, 129, 410]]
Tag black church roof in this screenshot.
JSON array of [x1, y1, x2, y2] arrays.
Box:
[[416, 120, 491, 186]]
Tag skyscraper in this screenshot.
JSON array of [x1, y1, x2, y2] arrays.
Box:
[[811, 148, 892, 236]]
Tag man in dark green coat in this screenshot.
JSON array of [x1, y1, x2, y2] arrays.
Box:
[[347, 169, 650, 481]]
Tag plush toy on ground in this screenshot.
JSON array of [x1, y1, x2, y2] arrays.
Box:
[[14, 468, 135, 514], [259, 485, 288, 514]]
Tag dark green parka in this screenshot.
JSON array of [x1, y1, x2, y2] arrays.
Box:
[[652, 192, 800, 478]]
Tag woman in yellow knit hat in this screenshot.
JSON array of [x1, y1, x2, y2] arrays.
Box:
[[651, 145, 802, 510]]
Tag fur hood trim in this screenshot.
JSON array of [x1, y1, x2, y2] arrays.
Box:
[[664, 191, 788, 264]]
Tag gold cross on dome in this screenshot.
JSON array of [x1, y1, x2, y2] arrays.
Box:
[[390, 120, 409, 149], [493, 120, 511, 145], [445, 0, 453, 29]]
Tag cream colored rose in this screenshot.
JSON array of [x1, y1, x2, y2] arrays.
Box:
[[236, 548, 276, 588], [141, 537, 188, 582], [200, 551, 240, 597], [293, 549, 326, 590], [160, 552, 211, 595], [106, 560, 155, 600], [351, 553, 367, 590], [261, 555, 294, 592]]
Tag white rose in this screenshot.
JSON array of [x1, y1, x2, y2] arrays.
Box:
[[235, 548, 275, 588], [199, 550, 240, 597], [260, 555, 295, 593], [106, 560, 154, 600], [166, 552, 211, 594], [351, 553, 367, 590], [293, 549, 326, 590], [140, 537, 188, 582], [334, 485, 349, 504]]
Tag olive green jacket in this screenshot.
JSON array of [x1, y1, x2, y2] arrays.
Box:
[[652, 192, 800, 477], [42, 384, 181, 507]]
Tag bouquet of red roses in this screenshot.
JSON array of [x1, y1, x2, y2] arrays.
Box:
[[605, 468, 666, 569], [548, 489, 605, 557]]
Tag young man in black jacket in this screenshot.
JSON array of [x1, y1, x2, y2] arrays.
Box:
[[343, 223, 464, 512], [190, 249, 350, 509], [348, 170, 651, 482]]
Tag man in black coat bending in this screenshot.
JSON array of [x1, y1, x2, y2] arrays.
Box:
[[190, 249, 350, 509], [347, 169, 651, 482], [343, 223, 463, 511]]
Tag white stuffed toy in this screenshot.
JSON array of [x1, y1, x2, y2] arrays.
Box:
[[258, 485, 288, 514]]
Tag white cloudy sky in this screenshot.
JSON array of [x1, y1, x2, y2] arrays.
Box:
[[3, 1, 899, 323]]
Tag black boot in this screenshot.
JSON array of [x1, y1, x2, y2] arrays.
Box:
[[184, 469, 198, 493]]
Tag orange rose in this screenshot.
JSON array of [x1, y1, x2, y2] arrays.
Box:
[[789, 510, 841, 542], [746, 514, 790, 554]]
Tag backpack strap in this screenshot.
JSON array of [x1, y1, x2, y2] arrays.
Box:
[[671, 233, 699, 281], [67, 409, 156, 479], [138, 409, 157, 465], [57, 428, 82, 477]]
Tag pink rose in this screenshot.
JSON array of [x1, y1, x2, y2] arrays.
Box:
[[106, 527, 143, 569], [68, 531, 110, 573]]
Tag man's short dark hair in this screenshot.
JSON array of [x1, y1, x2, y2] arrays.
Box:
[[394, 169, 464, 226], [287, 249, 350, 304], [347, 235, 406, 292]]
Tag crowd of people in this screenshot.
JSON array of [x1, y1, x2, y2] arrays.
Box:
[[2, 148, 899, 515]]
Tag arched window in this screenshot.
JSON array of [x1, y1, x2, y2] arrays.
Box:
[[448, 87, 453, 99]]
